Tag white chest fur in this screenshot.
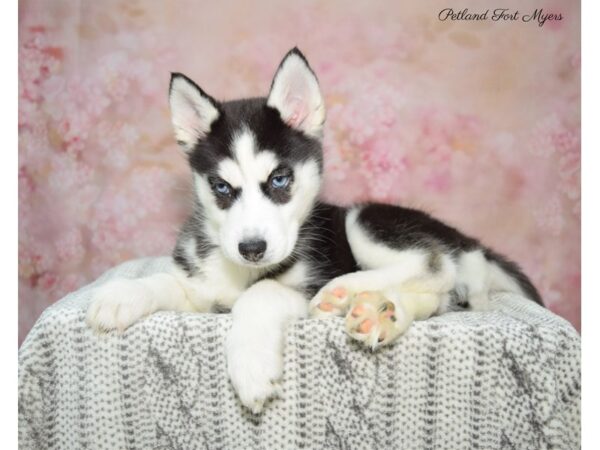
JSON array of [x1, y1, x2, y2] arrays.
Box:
[[181, 250, 312, 310]]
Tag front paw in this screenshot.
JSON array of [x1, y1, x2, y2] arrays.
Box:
[[86, 279, 155, 332], [226, 333, 283, 414]]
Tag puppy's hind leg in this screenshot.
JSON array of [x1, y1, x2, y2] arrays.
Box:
[[308, 260, 434, 317], [309, 251, 455, 318], [344, 256, 455, 349], [345, 289, 450, 349]]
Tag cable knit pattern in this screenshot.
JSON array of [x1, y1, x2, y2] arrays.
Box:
[[19, 258, 580, 449]]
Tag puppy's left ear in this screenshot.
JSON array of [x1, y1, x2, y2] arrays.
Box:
[[267, 48, 326, 138]]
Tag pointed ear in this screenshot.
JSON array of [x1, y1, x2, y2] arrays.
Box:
[[267, 48, 326, 138], [169, 73, 220, 151]]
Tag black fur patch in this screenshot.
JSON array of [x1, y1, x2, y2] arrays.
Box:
[[187, 98, 322, 177], [210, 303, 231, 314], [356, 203, 543, 306], [427, 252, 442, 273], [448, 284, 470, 310], [484, 248, 543, 305], [255, 202, 359, 297], [172, 251, 196, 277], [293, 203, 359, 297], [207, 176, 241, 210], [172, 202, 216, 276], [260, 165, 294, 204], [357, 203, 480, 253]]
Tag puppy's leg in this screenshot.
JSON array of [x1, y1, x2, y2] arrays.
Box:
[[227, 279, 307, 414], [86, 265, 215, 332], [310, 207, 461, 348], [344, 288, 449, 349], [310, 251, 456, 349], [309, 251, 455, 316]]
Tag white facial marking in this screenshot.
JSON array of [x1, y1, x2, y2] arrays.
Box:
[[287, 158, 321, 223], [217, 131, 279, 188], [194, 129, 322, 268]]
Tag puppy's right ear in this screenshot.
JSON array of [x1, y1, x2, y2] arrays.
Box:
[[169, 73, 220, 151]]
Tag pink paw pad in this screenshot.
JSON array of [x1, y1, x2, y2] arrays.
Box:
[[318, 302, 334, 312], [345, 291, 402, 348], [351, 305, 365, 317], [332, 287, 347, 298], [358, 319, 373, 333], [311, 286, 352, 317]]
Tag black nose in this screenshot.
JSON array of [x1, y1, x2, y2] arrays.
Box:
[[238, 239, 267, 262]]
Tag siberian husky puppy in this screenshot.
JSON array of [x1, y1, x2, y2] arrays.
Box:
[[87, 48, 542, 413]]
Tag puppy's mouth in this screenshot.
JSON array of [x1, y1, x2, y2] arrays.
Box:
[[231, 249, 292, 271], [221, 246, 278, 269], [235, 253, 284, 269], [238, 258, 270, 268]]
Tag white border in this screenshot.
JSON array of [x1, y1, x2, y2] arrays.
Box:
[[2, 0, 18, 449], [8, 1, 589, 449], [581, 0, 597, 447]]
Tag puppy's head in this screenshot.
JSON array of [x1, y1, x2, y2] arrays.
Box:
[[169, 48, 325, 268]]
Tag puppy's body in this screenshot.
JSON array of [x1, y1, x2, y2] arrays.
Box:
[[87, 48, 542, 413], [174, 199, 541, 310]]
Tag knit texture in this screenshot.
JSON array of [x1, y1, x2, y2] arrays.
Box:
[[19, 257, 581, 449]]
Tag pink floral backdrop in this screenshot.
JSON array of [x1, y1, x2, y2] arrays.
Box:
[[18, 0, 580, 344]]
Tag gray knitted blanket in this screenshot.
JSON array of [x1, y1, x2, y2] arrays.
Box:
[[19, 257, 581, 449]]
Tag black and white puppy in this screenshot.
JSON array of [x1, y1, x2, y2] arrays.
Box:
[[87, 48, 542, 413]]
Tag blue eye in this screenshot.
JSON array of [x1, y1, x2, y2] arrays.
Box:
[[214, 182, 231, 195], [271, 175, 290, 189]]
